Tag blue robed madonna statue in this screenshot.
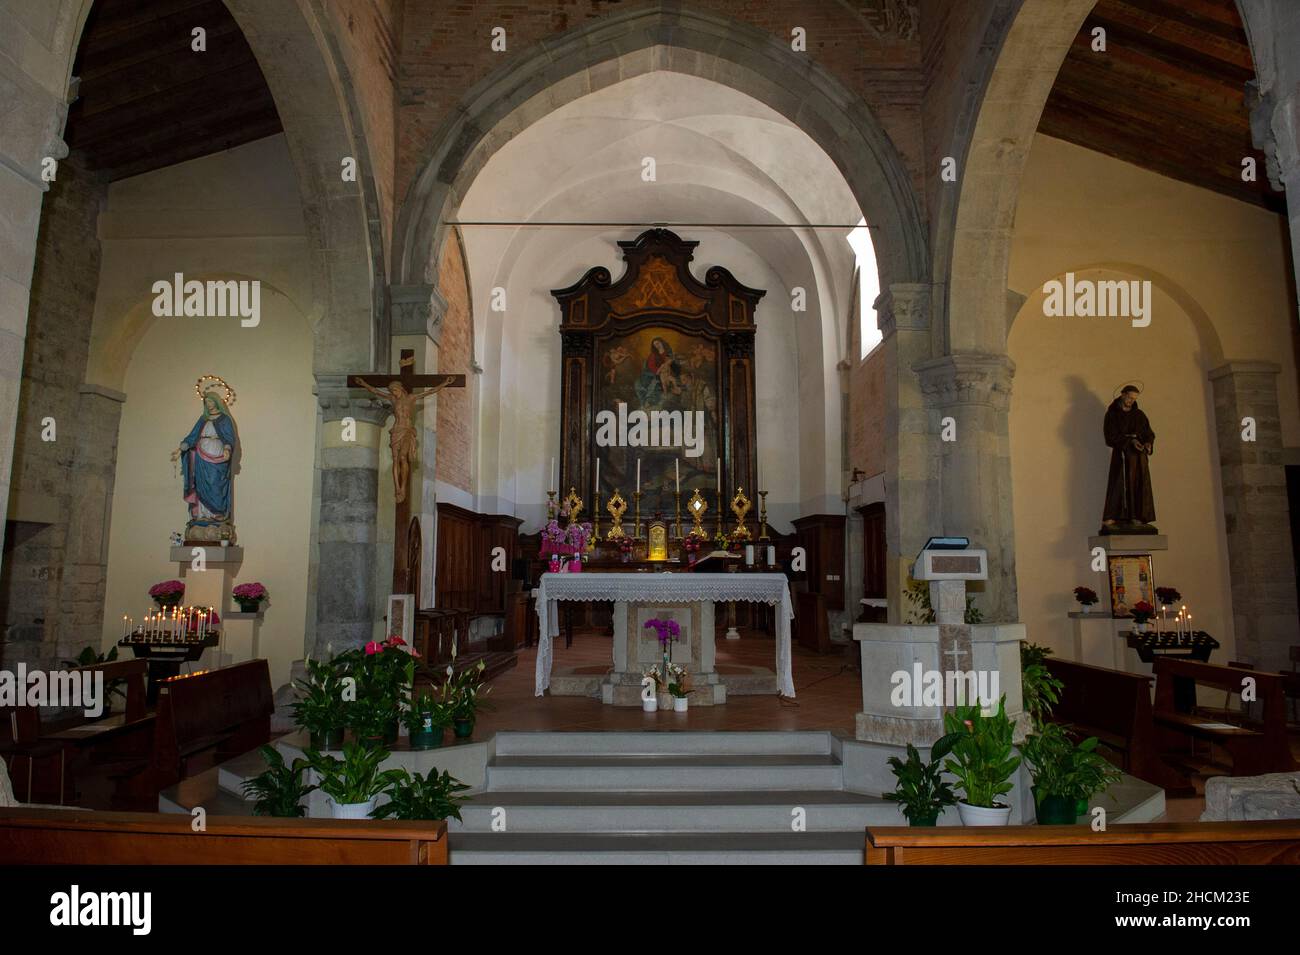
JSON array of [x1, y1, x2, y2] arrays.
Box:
[[171, 379, 239, 544]]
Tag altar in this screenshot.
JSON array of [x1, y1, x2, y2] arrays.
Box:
[[534, 572, 795, 704]]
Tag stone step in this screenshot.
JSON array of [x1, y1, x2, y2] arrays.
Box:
[[491, 730, 834, 757], [448, 830, 865, 864], [450, 789, 899, 832], [215, 746, 274, 799], [485, 754, 843, 791]]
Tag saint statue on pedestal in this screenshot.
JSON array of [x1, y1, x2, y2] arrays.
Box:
[[1101, 383, 1157, 534], [171, 376, 239, 544]]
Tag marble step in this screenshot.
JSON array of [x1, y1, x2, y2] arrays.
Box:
[[450, 788, 899, 832], [485, 754, 844, 791], [448, 830, 865, 865], [491, 730, 835, 757]]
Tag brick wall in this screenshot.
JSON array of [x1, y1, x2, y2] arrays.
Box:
[[396, 0, 925, 211], [435, 230, 473, 492], [0, 153, 113, 671]]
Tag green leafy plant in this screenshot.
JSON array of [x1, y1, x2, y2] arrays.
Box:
[[1020, 642, 1064, 730], [904, 577, 982, 624], [934, 697, 1021, 809], [292, 656, 349, 737], [402, 688, 452, 733], [62, 645, 126, 709], [240, 744, 316, 817], [441, 658, 492, 724], [304, 741, 404, 807], [334, 641, 416, 740], [1020, 722, 1122, 803], [883, 739, 958, 823], [372, 767, 471, 822]]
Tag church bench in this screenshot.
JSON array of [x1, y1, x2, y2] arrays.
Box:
[[1042, 657, 1167, 783], [1152, 658, 1295, 777], [864, 821, 1300, 865], [0, 808, 448, 865]]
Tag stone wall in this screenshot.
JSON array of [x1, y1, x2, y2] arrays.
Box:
[[434, 230, 473, 493], [0, 152, 113, 671], [395, 0, 925, 208]]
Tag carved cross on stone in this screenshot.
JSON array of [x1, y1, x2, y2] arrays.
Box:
[[348, 349, 465, 599]]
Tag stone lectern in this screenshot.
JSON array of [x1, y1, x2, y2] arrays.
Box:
[[852, 539, 1026, 772]]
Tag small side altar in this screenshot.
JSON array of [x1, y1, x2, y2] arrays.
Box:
[[534, 571, 794, 703]]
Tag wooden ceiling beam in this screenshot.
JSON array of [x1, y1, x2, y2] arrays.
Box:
[[76, 0, 224, 55], [77, 17, 244, 83], [72, 43, 266, 122], [1100, 0, 1253, 65], [86, 105, 283, 177], [1083, 13, 1255, 87], [95, 117, 284, 182]]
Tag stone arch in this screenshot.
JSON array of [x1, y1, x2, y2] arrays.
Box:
[[1011, 262, 1227, 368], [942, 0, 1096, 354], [392, 2, 927, 296]]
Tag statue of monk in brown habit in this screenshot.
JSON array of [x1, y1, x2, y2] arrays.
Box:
[[1101, 384, 1157, 534]]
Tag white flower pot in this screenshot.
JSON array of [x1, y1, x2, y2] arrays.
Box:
[[330, 797, 377, 819], [673, 696, 688, 712], [642, 696, 658, 712], [956, 802, 1012, 826]]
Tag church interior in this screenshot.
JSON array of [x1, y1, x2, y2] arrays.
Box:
[[2, 0, 1300, 881]]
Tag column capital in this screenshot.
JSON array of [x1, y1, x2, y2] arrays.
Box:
[[314, 373, 391, 425], [913, 352, 1016, 411], [874, 283, 931, 339], [389, 283, 447, 344], [1208, 359, 1282, 381]]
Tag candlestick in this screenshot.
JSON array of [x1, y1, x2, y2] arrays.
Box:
[[674, 487, 683, 541], [758, 490, 769, 541], [633, 490, 643, 540]]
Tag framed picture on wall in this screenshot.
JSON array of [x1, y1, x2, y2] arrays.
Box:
[[1107, 555, 1154, 618]]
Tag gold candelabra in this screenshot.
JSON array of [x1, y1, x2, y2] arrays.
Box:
[[715, 485, 724, 542], [758, 490, 769, 541], [546, 489, 557, 518], [593, 488, 602, 540], [632, 490, 643, 540], [674, 490, 683, 541]]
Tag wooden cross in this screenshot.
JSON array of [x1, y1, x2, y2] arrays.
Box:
[[348, 348, 465, 602]]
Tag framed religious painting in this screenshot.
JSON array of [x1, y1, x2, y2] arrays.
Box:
[[1107, 554, 1154, 618]]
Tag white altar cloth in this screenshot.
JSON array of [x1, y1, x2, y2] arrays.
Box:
[[534, 571, 795, 698]]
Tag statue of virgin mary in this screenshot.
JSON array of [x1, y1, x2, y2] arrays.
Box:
[[172, 381, 239, 543]]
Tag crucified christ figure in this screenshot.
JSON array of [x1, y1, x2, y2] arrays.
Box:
[[354, 378, 452, 504]]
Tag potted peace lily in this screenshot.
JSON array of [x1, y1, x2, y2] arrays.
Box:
[[442, 658, 490, 739], [304, 741, 404, 819], [404, 688, 452, 750], [241, 744, 316, 817], [372, 767, 471, 822], [292, 655, 348, 750], [935, 697, 1021, 826], [884, 739, 958, 826], [1020, 722, 1122, 824], [232, 582, 268, 613], [337, 637, 417, 747]]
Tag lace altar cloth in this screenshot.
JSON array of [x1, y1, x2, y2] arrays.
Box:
[[534, 572, 794, 698]]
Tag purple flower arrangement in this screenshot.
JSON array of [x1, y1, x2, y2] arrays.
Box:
[[149, 579, 185, 606], [643, 617, 681, 649]]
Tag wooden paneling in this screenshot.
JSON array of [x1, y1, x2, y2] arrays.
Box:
[[791, 514, 846, 611], [865, 821, 1300, 865], [434, 503, 523, 616], [0, 809, 448, 865], [859, 502, 886, 600]]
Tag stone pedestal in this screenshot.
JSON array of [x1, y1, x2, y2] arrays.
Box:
[[1068, 611, 1118, 668], [220, 611, 263, 665], [170, 545, 243, 616], [853, 620, 1026, 746], [600, 600, 726, 706]]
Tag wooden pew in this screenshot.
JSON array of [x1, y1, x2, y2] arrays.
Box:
[[0, 808, 448, 865], [1153, 658, 1296, 777], [864, 821, 1300, 865], [1042, 657, 1180, 789]]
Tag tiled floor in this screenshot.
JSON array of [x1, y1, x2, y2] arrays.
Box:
[[472, 630, 864, 735]]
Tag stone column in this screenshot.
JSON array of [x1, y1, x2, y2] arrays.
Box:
[[390, 283, 445, 610], [55, 384, 125, 659], [312, 376, 389, 656], [914, 353, 1018, 623], [875, 284, 938, 623], [1208, 361, 1299, 673]]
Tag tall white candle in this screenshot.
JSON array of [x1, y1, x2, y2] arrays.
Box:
[[636, 458, 640, 493], [675, 459, 680, 494], [716, 457, 721, 492], [595, 458, 600, 494], [551, 457, 556, 491]]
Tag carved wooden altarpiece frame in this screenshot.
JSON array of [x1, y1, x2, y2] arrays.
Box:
[[551, 229, 765, 515]]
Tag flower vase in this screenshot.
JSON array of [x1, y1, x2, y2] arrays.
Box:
[[673, 696, 688, 712], [1079, 603, 1090, 614], [568, 556, 582, 573]]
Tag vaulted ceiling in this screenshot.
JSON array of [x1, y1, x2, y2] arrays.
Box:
[[1038, 0, 1281, 212], [65, 0, 282, 181]]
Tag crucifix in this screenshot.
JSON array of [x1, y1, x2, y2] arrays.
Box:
[[348, 349, 465, 599]]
